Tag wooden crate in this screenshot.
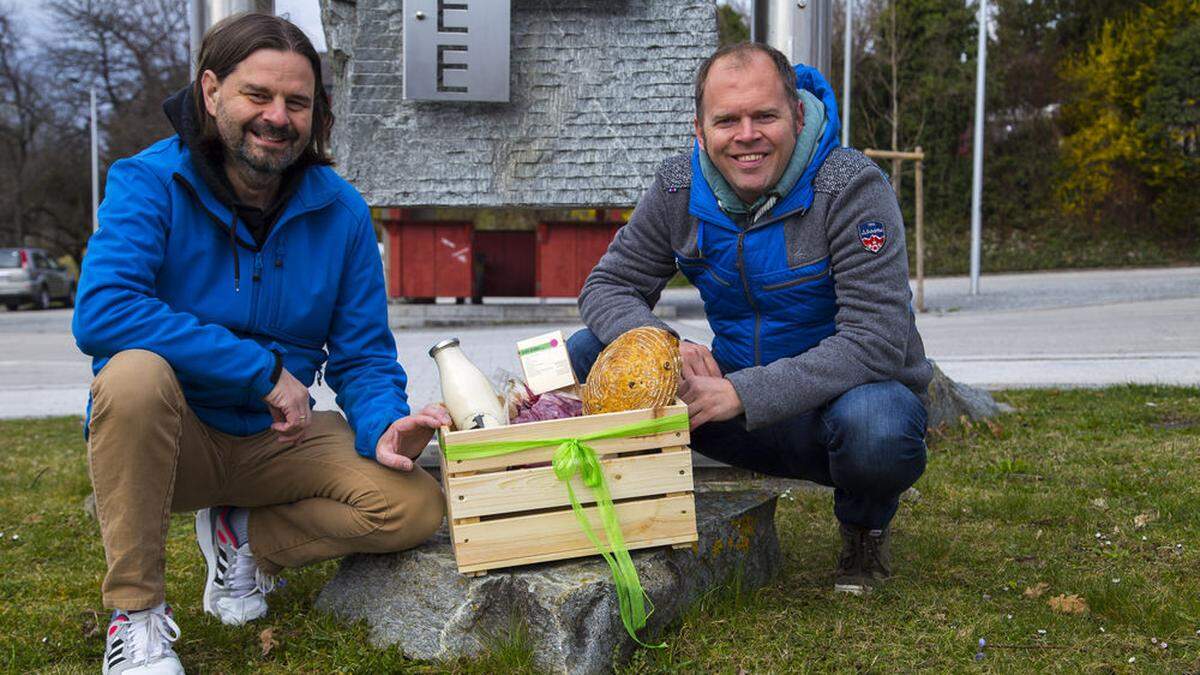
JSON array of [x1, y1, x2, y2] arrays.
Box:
[[437, 401, 699, 575]]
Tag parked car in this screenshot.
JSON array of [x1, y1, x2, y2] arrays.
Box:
[[0, 248, 76, 311]]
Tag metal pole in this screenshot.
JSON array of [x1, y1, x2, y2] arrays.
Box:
[[90, 86, 99, 233], [190, 0, 276, 78], [189, 0, 203, 79], [841, 0, 852, 147], [969, 0, 986, 295], [756, 0, 833, 81]]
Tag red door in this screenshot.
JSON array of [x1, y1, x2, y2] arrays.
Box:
[[386, 221, 474, 299], [534, 221, 622, 297]]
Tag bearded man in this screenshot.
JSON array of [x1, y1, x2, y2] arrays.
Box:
[[73, 14, 449, 674]]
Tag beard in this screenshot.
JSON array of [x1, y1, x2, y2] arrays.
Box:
[[215, 105, 306, 175]]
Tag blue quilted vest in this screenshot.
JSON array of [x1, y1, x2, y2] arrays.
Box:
[[676, 64, 843, 372]]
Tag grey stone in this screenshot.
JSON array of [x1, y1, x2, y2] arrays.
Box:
[[315, 490, 780, 674], [321, 0, 718, 208], [696, 472, 920, 503], [925, 359, 1013, 429], [83, 492, 96, 520]]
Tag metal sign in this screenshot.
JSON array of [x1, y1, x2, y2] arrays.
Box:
[[403, 0, 510, 102]]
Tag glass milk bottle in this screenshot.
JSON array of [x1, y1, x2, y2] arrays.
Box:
[[429, 338, 508, 430]]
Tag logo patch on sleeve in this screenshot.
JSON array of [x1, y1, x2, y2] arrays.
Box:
[[858, 221, 887, 253]]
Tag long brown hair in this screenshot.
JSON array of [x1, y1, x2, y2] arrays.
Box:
[[193, 12, 334, 166]]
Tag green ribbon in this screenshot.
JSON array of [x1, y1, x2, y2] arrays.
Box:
[[442, 412, 689, 648]]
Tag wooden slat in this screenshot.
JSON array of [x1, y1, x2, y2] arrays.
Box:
[[443, 401, 686, 445], [452, 494, 698, 572], [440, 403, 690, 474], [446, 450, 694, 519], [442, 430, 688, 474], [863, 148, 926, 161]]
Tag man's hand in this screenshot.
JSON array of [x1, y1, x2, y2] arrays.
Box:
[[263, 368, 312, 444], [679, 341, 722, 378], [678, 375, 744, 430], [375, 403, 452, 472]]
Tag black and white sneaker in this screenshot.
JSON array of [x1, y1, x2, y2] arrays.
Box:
[[102, 603, 183, 675], [195, 507, 276, 626]]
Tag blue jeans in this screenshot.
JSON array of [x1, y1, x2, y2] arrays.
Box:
[[567, 328, 927, 530]]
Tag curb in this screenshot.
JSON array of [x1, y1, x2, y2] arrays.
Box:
[[387, 302, 677, 329]]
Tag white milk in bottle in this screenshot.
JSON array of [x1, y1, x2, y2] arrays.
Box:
[[429, 338, 507, 430]]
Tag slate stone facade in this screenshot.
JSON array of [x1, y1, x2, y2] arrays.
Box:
[[321, 0, 718, 208]]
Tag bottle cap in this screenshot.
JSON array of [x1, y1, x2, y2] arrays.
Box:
[[429, 337, 461, 358]]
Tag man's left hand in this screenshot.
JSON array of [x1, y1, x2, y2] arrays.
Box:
[[678, 375, 744, 430], [375, 403, 452, 472]]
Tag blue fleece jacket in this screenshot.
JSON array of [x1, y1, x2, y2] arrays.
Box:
[[73, 137, 409, 458]]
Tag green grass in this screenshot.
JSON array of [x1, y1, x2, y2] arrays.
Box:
[[2, 387, 1199, 672]]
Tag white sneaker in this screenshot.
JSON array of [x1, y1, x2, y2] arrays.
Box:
[[195, 507, 276, 626], [102, 603, 184, 675]]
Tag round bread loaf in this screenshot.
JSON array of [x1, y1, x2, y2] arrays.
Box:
[[581, 327, 681, 414]]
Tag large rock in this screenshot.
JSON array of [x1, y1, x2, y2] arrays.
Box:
[[316, 490, 780, 674], [925, 359, 1012, 429]]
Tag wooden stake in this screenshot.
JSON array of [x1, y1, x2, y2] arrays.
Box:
[[914, 146, 925, 313]]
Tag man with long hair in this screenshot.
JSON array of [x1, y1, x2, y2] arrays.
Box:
[[73, 14, 448, 674]]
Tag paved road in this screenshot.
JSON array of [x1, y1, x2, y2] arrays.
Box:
[[2, 266, 1198, 419]]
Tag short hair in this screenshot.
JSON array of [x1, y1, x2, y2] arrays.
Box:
[[693, 42, 799, 119], [192, 13, 333, 166]]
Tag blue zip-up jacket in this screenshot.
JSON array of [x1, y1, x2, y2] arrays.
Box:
[[678, 64, 843, 372], [73, 137, 409, 458]]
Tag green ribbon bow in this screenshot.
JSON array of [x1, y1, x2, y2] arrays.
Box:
[[442, 412, 689, 648]]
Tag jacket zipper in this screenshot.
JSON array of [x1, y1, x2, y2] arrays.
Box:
[[761, 265, 831, 291], [732, 206, 810, 367], [734, 227, 762, 367], [248, 252, 264, 331], [172, 174, 258, 249]]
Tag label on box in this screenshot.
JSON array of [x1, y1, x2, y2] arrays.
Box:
[[517, 330, 576, 395]]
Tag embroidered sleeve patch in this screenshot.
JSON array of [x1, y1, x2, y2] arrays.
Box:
[[858, 221, 887, 253]]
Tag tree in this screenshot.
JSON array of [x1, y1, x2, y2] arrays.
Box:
[[717, 1, 750, 46], [0, 0, 190, 259], [48, 0, 189, 164], [1059, 0, 1200, 239], [0, 10, 47, 246], [847, 0, 975, 248]]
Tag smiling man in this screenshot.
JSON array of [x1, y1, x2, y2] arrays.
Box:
[[569, 43, 933, 597], [73, 14, 449, 674]]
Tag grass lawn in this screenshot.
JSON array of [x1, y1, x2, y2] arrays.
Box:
[[1, 386, 1198, 673]]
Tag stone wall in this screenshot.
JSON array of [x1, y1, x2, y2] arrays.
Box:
[[321, 0, 718, 208]]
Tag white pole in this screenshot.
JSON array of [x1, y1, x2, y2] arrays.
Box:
[[969, 0, 986, 295], [90, 86, 99, 233], [189, 0, 202, 80], [841, 0, 852, 147]]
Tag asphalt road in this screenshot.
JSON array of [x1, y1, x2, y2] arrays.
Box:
[[2, 267, 1198, 420]]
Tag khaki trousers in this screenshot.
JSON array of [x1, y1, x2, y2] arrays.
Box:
[[87, 350, 445, 610]]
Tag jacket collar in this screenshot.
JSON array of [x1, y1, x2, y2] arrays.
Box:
[[170, 141, 339, 239]]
